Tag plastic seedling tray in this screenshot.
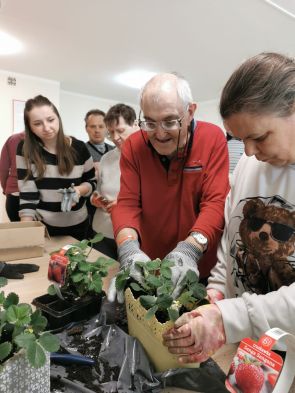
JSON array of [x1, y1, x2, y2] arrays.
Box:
[[32, 293, 102, 329]]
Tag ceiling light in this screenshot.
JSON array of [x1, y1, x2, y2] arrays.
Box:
[[264, 0, 295, 19], [115, 70, 157, 89], [0, 31, 23, 55]]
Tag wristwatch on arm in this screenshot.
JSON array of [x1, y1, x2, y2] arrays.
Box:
[[190, 232, 208, 252]]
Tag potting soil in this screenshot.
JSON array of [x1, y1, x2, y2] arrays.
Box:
[[50, 299, 228, 393]]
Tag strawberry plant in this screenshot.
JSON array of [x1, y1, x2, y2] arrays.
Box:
[[116, 258, 208, 322], [0, 276, 59, 369], [48, 233, 115, 299]]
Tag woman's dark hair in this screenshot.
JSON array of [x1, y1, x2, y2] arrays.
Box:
[[220, 52, 295, 119], [104, 103, 136, 127], [23, 95, 76, 179]]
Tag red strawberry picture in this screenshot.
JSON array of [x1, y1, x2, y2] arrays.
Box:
[[235, 362, 264, 393], [267, 372, 278, 387], [229, 360, 236, 375]]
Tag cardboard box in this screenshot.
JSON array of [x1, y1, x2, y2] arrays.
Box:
[[0, 222, 45, 261]]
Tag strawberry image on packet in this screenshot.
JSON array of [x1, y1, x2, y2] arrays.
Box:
[[225, 328, 295, 393]]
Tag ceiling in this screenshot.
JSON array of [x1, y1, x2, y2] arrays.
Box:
[[0, 0, 295, 105]]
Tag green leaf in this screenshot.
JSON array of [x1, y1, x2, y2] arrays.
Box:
[[146, 275, 161, 287], [76, 240, 89, 250], [14, 332, 36, 349], [6, 304, 31, 325], [4, 292, 19, 309], [78, 262, 92, 272], [160, 267, 172, 279], [145, 259, 161, 271], [89, 275, 102, 293], [168, 307, 179, 322], [190, 283, 207, 299], [30, 309, 48, 334], [71, 272, 84, 283], [0, 277, 8, 288], [39, 332, 60, 352], [130, 282, 143, 292], [178, 291, 194, 305], [139, 295, 157, 309], [161, 259, 175, 268], [145, 305, 158, 320], [115, 269, 130, 291], [0, 291, 5, 305], [0, 342, 12, 361], [27, 341, 46, 368], [186, 270, 198, 283], [157, 294, 173, 310], [90, 233, 104, 244], [47, 284, 57, 296]]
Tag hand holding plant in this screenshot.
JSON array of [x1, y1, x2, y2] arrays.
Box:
[[108, 239, 150, 303], [115, 258, 208, 322], [163, 303, 226, 363], [164, 241, 203, 299]]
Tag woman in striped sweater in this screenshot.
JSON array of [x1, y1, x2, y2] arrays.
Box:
[[16, 95, 96, 240]]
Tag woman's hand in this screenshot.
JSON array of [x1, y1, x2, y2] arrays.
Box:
[[105, 199, 117, 213], [162, 304, 226, 363]]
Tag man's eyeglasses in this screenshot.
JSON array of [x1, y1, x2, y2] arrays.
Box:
[[138, 110, 187, 132], [247, 216, 295, 242]]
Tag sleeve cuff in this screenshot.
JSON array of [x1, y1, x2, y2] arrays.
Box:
[[216, 297, 253, 344]]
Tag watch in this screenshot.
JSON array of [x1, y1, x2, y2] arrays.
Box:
[[191, 232, 208, 250]]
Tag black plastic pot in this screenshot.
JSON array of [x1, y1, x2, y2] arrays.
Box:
[[32, 293, 103, 330]]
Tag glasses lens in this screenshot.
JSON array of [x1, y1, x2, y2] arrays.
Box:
[[140, 121, 156, 131], [161, 120, 180, 131], [248, 217, 265, 232], [271, 222, 295, 242]]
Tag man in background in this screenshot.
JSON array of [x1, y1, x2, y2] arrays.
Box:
[[84, 109, 114, 233], [85, 109, 114, 174], [0, 131, 25, 221]]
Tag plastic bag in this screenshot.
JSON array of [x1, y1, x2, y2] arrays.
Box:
[[50, 300, 227, 393]]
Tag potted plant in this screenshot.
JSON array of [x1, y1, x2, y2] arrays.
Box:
[[116, 258, 209, 372], [33, 234, 115, 329], [0, 276, 59, 392]]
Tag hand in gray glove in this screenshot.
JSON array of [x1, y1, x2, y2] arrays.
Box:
[[107, 239, 150, 303], [0, 262, 39, 279], [58, 183, 80, 212], [164, 241, 203, 299]]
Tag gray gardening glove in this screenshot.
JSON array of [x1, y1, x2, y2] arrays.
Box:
[[164, 241, 203, 299], [107, 239, 150, 303], [58, 184, 80, 212]]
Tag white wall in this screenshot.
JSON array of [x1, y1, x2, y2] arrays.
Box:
[[196, 98, 225, 133], [60, 90, 140, 142]]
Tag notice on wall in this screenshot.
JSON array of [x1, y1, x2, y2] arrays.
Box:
[[13, 99, 25, 134]]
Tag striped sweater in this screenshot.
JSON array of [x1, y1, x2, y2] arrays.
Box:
[[16, 137, 96, 228]]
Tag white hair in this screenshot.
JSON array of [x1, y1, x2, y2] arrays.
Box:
[[139, 72, 193, 109]]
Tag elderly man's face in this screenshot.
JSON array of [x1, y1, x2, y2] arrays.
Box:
[[141, 97, 195, 157]]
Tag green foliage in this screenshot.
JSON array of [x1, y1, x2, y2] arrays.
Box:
[[116, 258, 209, 322], [0, 283, 60, 369], [48, 234, 114, 299]]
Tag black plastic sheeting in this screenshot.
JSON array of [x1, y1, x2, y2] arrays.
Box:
[[50, 300, 229, 393]]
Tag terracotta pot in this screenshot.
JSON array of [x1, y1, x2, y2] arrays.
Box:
[[125, 287, 199, 372], [0, 350, 50, 393]]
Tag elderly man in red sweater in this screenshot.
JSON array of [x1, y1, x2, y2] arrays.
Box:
[[109, 73, 229, 303]]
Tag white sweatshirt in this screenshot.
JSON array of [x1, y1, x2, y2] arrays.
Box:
[[208, 154, 295, 344]]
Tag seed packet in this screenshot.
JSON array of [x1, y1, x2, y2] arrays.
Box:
[[225, 328, 295, 393], [48, 245, 73, 285]]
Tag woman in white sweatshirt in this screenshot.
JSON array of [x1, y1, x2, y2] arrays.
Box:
[[91, 103, 138, 259]]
